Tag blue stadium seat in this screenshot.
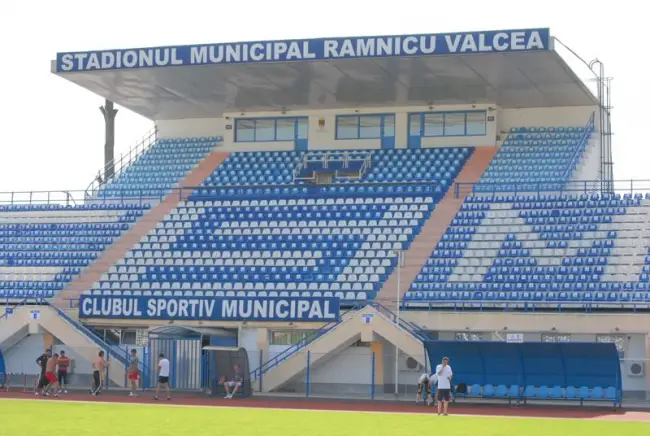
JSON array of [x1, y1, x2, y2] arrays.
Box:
[[82, 148, 471, 305], [0, 203, 150, 301], [405, 188, 650, 310], [475, 122, 594, 193], [97, 137, 220, 198]]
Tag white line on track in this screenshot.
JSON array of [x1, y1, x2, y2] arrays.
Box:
[[0, 396, 642, 422]]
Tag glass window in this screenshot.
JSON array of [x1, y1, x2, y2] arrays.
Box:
[[297, 118, 308, 139], [236, 119, 254, 142], [276, 119, 295, 141], [444, 113, 465, 136], [423, 113, 444, 137], [269, 331, 313, 346], [383, 115, 395, 137], [466, 111, 487, 135], [359, 116, 381, 139], [337, 116, 358, 139], [409, 114, 421, 136], [254, 119, 275, 141]]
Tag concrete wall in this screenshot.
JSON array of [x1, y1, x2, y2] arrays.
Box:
[[156, 118, 226, 139], [498, 106, 596, 131], [4, 330, 96, 377]]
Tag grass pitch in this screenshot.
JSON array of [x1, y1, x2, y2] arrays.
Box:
[[1, 399, 648, 436]]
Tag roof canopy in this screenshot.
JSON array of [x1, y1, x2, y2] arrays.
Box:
[[52, 28, 597, 120]]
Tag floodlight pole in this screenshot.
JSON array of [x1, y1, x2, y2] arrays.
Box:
[[100, 100, 118, 181], [392, 249, 404, 397]]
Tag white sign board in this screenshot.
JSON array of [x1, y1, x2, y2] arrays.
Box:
[[29, 310, 41, 321], [506, 333, 524, 343]]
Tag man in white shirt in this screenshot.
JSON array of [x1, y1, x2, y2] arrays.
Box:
[[154, 353, 171, 401], [435, 357, 453, 416]]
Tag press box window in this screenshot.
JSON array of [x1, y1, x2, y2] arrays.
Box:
[[236, 120, 255, 142], [235, 117, 308, 142], [336, 114, 395, 140], [466, 111, 487, 135], [444, 112, 465, 136], [276, 119, 295, 141], [409, 110, 488, 138]]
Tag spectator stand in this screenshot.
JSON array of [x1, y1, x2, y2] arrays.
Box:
[[424, 340, 622, 409]]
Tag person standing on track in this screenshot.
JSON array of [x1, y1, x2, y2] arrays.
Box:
[[154, 353, 171, 401], [35, 349, 50, 396], [57, 350, 70, 394], [128, 349, 140, 397], [435, 357, 453, 416], [43, 353, 60, 397], [90, 351, 107, 396]]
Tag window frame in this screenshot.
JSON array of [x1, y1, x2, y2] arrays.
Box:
[[335, 113, 396, 140], [408, 110, 487, 138], [234, 116, 309, 143]]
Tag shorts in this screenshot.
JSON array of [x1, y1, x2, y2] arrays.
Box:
[[225, 381, 242, 388], [57, 371, 68, 385], [158, 376, 169, 384], [128, 371, 139, 381], [438, 388, 451, 402], [45, 372, 58, 384]]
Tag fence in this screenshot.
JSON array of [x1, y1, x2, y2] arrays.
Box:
[[1, 348, 649, 404], [246, 350, 432, 400], [454, 179, 650, 199]]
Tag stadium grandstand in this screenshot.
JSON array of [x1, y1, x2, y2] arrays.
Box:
[[0, 27, 647, 405]]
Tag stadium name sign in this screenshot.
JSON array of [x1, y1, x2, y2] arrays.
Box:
[[57, 28, 550, 72], [78, 296, 340, 322]]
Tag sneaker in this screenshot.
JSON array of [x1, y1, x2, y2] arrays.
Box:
[[167, 397, 171, 401], [34, 392, 39, 396], [224, 394, 231, 399], [154, 396, 159, 401], [64, 390, 68, 394], [128, 392, 134, 397]]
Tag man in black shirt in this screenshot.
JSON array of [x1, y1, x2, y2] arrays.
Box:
[[35, 350, 51, 395]]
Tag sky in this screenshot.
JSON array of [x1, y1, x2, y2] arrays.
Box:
[[0, 1, 645, 196]]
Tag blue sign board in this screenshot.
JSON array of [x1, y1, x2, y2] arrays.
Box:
[[56, 28, 550, 73], [78, 296, 340, 322]]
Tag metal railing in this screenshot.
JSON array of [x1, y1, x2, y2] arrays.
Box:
[[85, 126, 158, 199], [293, 151, 373, 183], [454, 179, 650, 199], [563, 112, 596, 179]]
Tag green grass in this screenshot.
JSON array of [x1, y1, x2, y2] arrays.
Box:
[[0, 399, 648, 436]]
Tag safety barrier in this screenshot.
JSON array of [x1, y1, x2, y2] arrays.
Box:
[[454, 178, 650, 199]]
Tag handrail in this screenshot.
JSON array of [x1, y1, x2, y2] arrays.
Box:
[[46, 302, 130, 367], [0, 297, 39, 320], [248, 301, 431, 381], [563, 112, 596, 179], [454, 179, 650, 199], [85, 126, 158, 199]]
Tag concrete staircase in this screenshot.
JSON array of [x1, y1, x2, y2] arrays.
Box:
[[376, 146, 498, 307], [51, 151, 230, 308]]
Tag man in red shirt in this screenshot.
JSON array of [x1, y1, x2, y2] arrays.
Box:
[[57, 350, 71, 394]]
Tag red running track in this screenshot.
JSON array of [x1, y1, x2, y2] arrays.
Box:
[[0, 390, 648, 422]]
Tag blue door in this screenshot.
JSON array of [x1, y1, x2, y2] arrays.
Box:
[[381, 137, 395, 149], [407, 135, 421, 149], [295, 139, 308, 151]]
